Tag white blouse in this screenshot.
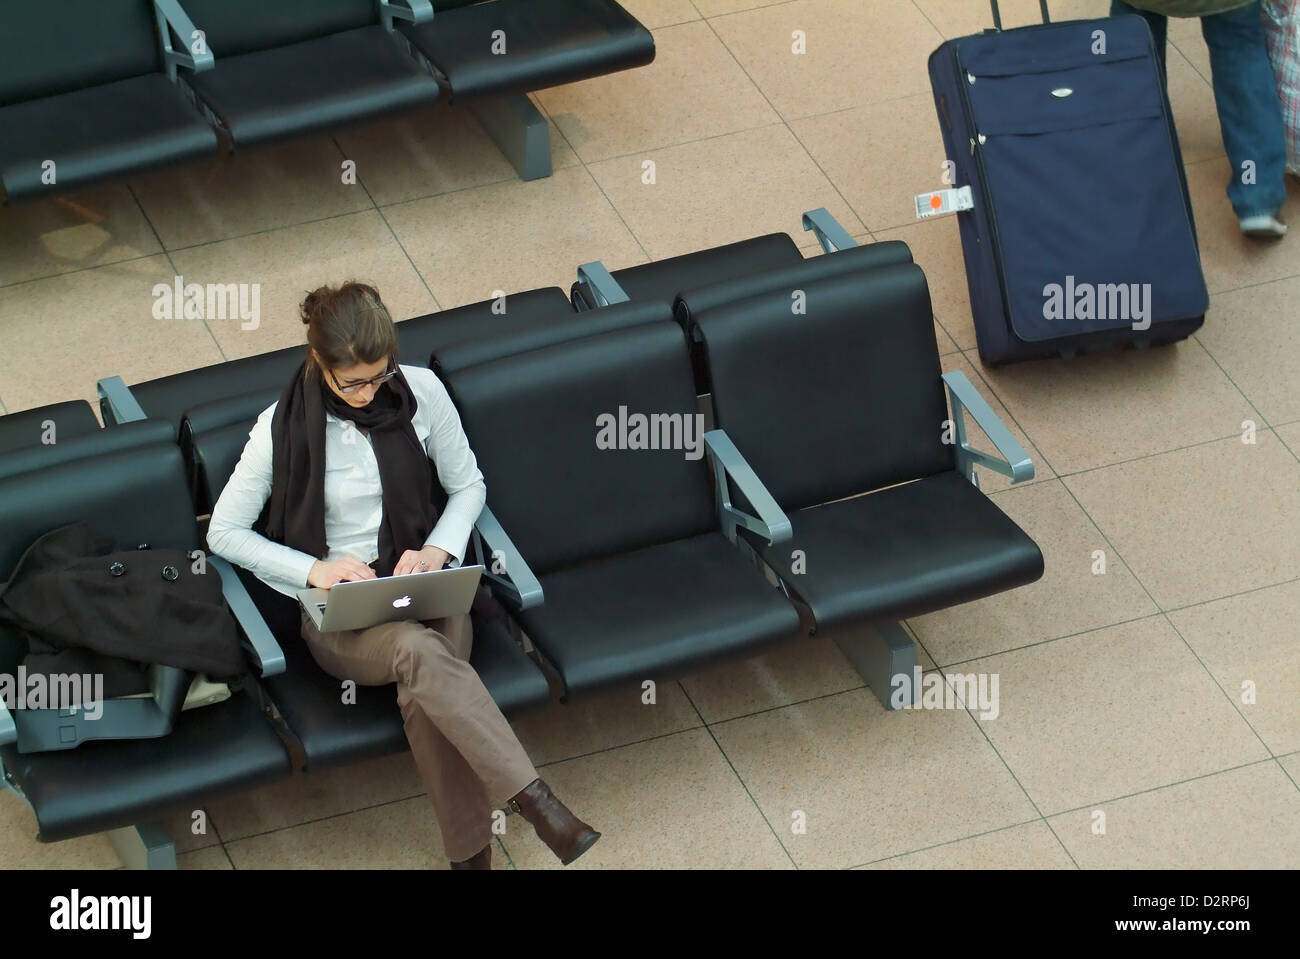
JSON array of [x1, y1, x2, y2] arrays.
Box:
[[206, 364, 486, 597]]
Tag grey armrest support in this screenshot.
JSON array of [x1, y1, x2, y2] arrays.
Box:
[[942, 370, 1034, 485], [472, 504, 543, 611], [705, 429, 792, 546], [0, 698, 14, 747], [379, 0, 434, 30], [210, 556, 286, 677], [802, 207, 858, 254], [154, 0, 215, 78], [577, 261, 631, 307], [97, 376, 148, 425]]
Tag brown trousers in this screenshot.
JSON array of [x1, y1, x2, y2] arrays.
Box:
[[299, 610, 538, 862]]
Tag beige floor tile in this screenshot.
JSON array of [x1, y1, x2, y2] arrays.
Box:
[[1168, 9, 1212, 81], [1196, 275, 1300, 427], [1065, 433, 1300, 610], [0, 184, 162, 288], [619, 0, 701, 27], [589, 124, 863, 261], [1049, 762, 1300, 868], [682, 635, 864, 724], [910, 480, 1157, 665], [873, 215, 976, 351], [913, 0, 1107, 39], [1278, 420, 1300, 459], [510, 682, 701, 766], [974, 338, 1257, 475], [202, 751, 425, 842], [791, 93, 949, 234], [712, 687, 1037, 868], [130, 138, 373, 251], [157, 806, 224, 854], [334, 102, 579, 209], [502, 729, 794, 869], [0, 790, 119, 869], [0, 255, 224, 414], [710, 0, 943, 120], [1165, 46, 1225, 166], [1168, 579, 1300, 756], [1187, 157, 1300, 295], [225, 795, 448, 868], [862, 820, 1075, 869], [536, 20, 779, 163], [167, 210, 436, 361], [941, 352, 1056, 493], [969, 617, 1270, 814], [178, 846, 233, 870], [695, 0, 787, 18], [384, 167, 645, 308], [1281, 752, 1300, 785]]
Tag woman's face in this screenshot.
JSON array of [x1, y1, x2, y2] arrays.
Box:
[[319, 353, 393, 409]]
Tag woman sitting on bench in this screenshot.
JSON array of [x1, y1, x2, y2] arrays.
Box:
[[207, 280, 600, 869]]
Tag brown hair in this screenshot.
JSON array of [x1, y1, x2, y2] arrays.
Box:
[[300, 280, 397, 380]]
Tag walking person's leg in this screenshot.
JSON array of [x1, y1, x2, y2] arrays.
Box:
[[1201, 1, 1289, 232]]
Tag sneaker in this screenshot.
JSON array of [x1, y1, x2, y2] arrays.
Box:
[[1239, 213, 1288, 237]]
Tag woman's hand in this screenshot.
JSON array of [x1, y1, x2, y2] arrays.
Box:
[[307, 556, 378, 589], [395, 545, 449, 576]]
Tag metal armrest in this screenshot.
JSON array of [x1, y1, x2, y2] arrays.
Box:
[[942, 370, 1034, 485], [97, 376, 148, 425], [154, 0, 215, 79], [472, 504, 543, 610], [576, 261, 631, 307], [704, 429, 792, 545], [210, 556, 286, 677], [0, 699, 14, 747], [379, 0, 433, 30], [801, 207, 858, 254]]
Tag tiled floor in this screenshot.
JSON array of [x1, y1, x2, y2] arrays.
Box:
[[1, 0, 1297, 869]]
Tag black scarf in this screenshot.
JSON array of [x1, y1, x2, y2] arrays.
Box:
[[261, 360, 436, 578]]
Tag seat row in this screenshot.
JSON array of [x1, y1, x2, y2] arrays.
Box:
[[0, 0, 655, 203], [0, 212, 1045, 866]]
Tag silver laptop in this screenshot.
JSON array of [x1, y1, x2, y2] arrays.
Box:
[[297, 564, 484, 632]]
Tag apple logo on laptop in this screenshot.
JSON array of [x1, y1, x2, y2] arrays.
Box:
[[393, 595, 412, 609]]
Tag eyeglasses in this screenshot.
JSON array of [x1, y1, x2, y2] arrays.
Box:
[[329, 361, 396, 395]]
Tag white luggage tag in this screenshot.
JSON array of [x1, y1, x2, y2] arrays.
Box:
[[914, 185, 974, 219]]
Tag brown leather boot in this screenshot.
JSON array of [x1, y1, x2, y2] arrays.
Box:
[[507, 778, 600, 865], [449, 844, 492, 870]]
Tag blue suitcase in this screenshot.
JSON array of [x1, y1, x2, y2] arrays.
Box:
[[927, 0, 1208, 365]]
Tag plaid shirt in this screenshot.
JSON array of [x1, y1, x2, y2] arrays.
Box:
[[1264, 0, 1300, 174]]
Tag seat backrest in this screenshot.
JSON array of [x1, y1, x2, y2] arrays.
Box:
[[181, 0, 377, 58], [695, 263, 954, 512], [0, 443, 200, 580], [0, 419, 174, 482], [447, 322, 717, 576], [0, 400, 101, 455], [0, 0, 161, 107], [571, 233, 803, 309], [674, 240, 914, 330]]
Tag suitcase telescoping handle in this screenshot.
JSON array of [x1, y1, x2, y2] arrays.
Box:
[[988, 0, 1051, 30]]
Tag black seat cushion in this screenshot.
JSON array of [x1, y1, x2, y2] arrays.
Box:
[[396, 286, 573, 375], [402, 0, 655, 100], [571, 233, 802, 309], [518, 532, 801, 699], [434, 299, 671, 376], [674, 240, 914, 329], [0, 400, 100, 455], [696, 263, 955, 511], [185, 26, 440, 146], [2, 692, 290, 842], [447, 321, 717, 575], [755, 472, 1044, 633], [0, 419, 173, 482], [0, 74, 218, 202]]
